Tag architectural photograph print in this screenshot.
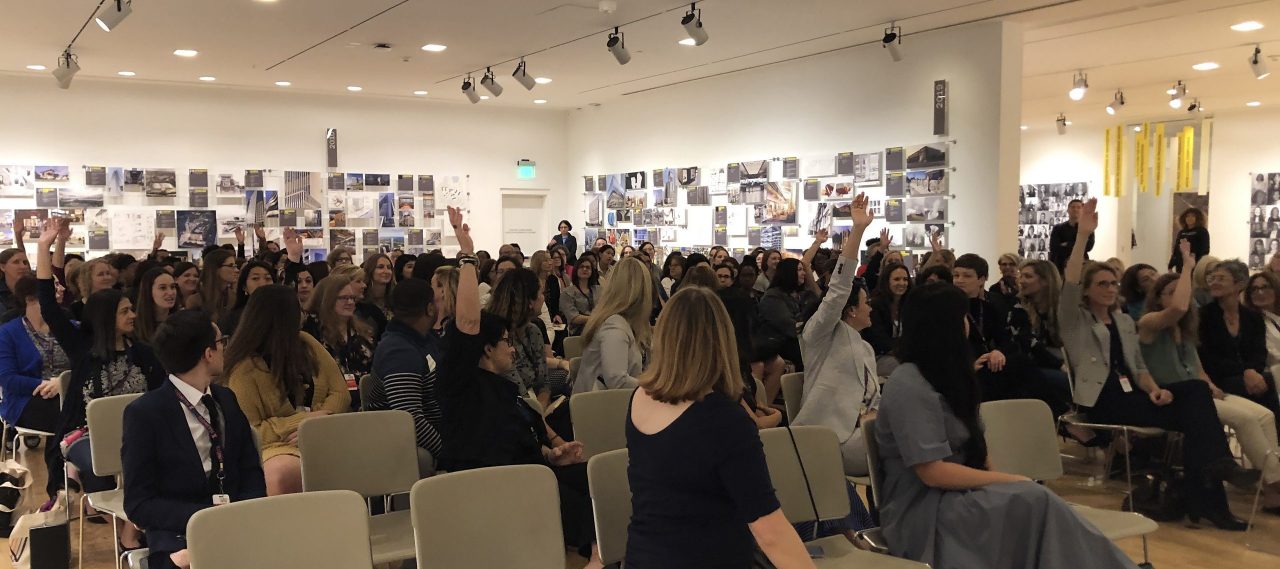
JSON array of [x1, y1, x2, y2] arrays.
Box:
[[84, 166, 107, 186], [906, 169, 948, 196], [216, 172, 244, 196], [905, 196, 948, 222], [854, 153, 882, 185], [904, 142, 949, 170], [34, 165, 70, 182], [144, 169, 178, 198], [624, 171, 646, 190], [177, 210, 218, 249], [123, 168, 145, 192], [345, 173, 365, 192], [753, 181, 796, 224]]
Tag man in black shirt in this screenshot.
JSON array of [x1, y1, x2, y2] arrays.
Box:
[[953, 254, 1022, 401], [1049, 199, 1094, 274]]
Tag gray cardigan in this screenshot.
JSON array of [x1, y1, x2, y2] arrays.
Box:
[[559, 283, 598, 335], [1058, 281, 1148, 407], [574, 314, 644, 393]]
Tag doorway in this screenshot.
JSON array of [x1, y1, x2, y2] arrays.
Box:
[[501, 191, 547, 255]]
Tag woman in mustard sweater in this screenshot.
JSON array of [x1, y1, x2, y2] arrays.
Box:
[[224, 284, 350, 495]]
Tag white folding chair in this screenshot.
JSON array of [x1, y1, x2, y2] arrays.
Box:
[[570, 388, 633, 460], [186, 490, 374, 569], [563, 335, 585, 360], [780, 372, 804, 423], [79, 393, 142, 569], [586, 448, 630, 566]]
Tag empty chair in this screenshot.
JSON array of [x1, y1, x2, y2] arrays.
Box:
[[564, 335, 585, 360], [410, 464, 565, 569], [780, 372, 804, 422], [570, 388, 633, 459], [358, 373, 377, 411], [587, 448, 631, 566], [298, 410, 417, 564], [982, 399, 1158, 564], [758, 426, 926, 568], [80, 392, 142, 569], [186, 489, 374, 569]]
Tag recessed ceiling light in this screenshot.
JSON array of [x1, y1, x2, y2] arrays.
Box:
[[678, 38, 698, 46], [534, 77, 552, 84], [198, 76, 216, 81], [274, 81, 291, 86], [117, 71, 136, 77], [347, 86, 362, 92], [420, 44, 447, 52], [1019, 125, 1028, 130], [1192, 61, 1219, 71], [480, 95, 490, 100], [1232, 21, 1265, 32], [1248, 101, 1263, 107], [413, 90, 428, 96], [533, 99, 547, 104], [26, 64, 46, 71], [173, 49, 199, 57]]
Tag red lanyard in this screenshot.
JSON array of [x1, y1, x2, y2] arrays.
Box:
[[174, 389, 225, 493]]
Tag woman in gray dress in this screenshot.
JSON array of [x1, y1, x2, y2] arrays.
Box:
[[875, 281, 1139, 569]]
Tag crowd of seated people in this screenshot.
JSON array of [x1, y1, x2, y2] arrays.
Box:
[[4, 196, 1280, 569]]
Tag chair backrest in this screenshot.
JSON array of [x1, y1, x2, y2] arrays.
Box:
[[863, 419, 884, 509], [780, 372, 804, 422], [758, 426, 849, 524], [569, 357, 581, 387], [187, 489, 373, 569], [57, 370, 72, 411], [753, 375, 768, 408], [564, 335, 584, 360], [570, 388, 633, 459], [980, 399, 1064, 481], [86, 393, 142, 477], [298, 411, 419, 497], [587, 449, 631, 565], [410, 464, 565, 568], [358, 373, 377, 411]]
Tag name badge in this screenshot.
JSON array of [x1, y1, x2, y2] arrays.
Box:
[[1118, 375, 1133, 393], [425, 355, 437, 371], [212, 494, 230, 506], [344, 373, 357, 390]]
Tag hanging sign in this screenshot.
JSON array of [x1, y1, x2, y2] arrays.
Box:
[[326, 128, 339, 169], [933, 80, 948, 136]]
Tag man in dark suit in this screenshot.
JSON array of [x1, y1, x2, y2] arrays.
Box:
[[122, 311, 266, 569]]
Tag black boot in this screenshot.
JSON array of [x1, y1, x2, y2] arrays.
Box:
[[1205, 458, 1261, 490]]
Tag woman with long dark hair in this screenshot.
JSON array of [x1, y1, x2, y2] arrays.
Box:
[[218, 260, 276, 337], [35, 220, 165, 547], [171, 262, 200, 308], [659, 252, 684, 298], [393, 253, 416, 283], [361, 253, 396, 321], [1119, 263, 1157, 317], [196, 248, 237, 323], [225, 285, 350, 495], [876, 281, 1140, 568], [0, 247, 31, 313], [1002, 259, 1073, 419], [560, 256, 600, 335], [133, 267, 179, 345], [755, 258, 818, 371], [866, 263, 911, 376]]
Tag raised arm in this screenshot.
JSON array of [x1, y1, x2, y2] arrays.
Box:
[[450, 207, 480, 335], [1139, 239, 1194, 337], [800, 229, 828, 276], [803, 195, 872, 342], [1062, 198, 1098, 286], [920, 230, 948, 270]]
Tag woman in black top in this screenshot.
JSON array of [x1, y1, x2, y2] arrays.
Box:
[[437, 208, 601, 568], [866, 263, 910, 376], [1169, 207, 1210, 271], [626, 286, 813, 568], [548, 219, 578, 265], [1198, 259, 1280, 436]]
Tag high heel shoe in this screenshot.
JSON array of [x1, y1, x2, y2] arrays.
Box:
[[1188, 510, 1248, 531], [1205, 459, 1262, 490]]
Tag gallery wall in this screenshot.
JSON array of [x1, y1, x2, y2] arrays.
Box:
[[566, 20, 1024, 261], [0, 73, 570, 256]]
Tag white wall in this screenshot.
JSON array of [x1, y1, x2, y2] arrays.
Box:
[[1208, 109, 1280, 265], [0, 74, 569, 256], [566, 20, 1024, 261]]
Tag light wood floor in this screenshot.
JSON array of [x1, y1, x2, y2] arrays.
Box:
[[2, 439, 1275, 569]]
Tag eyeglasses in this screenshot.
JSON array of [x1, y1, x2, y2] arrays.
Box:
[[997, 262, 1017, 267], [1207, 274, 1233, 284], [220, 263, 236, 269], [1092, 280, 1120, 289], [1249, 285, 1274, 293], [336, 295, 359, 303], [215, 335, 230, 348]]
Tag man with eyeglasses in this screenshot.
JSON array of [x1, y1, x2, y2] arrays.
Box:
[[122, 311, 266, 569], [1048, 199, 1094, 275]]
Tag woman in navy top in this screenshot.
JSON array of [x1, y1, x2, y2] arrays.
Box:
[[625, 286, 814, 568]]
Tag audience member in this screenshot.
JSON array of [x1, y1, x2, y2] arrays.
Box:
[[1120, 263, 1158, 317], [576, 257, 652, 393], [122, 311, 266, 569], [549, 219, 578, 265], [1169, 207, 1211, 272], [431, 266, 459, 337], [218, 260, 275, 337], [74, 256, 119, 320], [483, 267, 553, 397], [1244, 270, 1280, 379], [194, 249, 237, 322], [989, 253, 1021, 308], [660, 252, 684, 298], [303, 274, 375, 410], [1002, 259, 1073, 419], [393, 252, 416, 282], [1198, 259, 1280, 436], [1047, 198, 1094, 274], [952, 253, 1017, 401], [0, 248, 31, 314], [866, 263, 911, 377], [361, 253, 396, 322], [133, 267, 180, 345], [560, 256, 599, 335], [755, 257, 818, 382], [915, 264, 952, 285], [327, 247, 354, 269], [224, 285, 350, 495], [876, 280, 1140, 568], [754, 249, 781, 294], [1191, 255, 1220, 307]]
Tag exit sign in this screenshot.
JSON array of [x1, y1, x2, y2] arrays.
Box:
[[517, 159, 536, 180]]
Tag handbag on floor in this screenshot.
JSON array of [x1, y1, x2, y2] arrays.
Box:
[[8, 495, 69, 569], [1121, 468, 1186, 522], [0, 459, 32, 537]]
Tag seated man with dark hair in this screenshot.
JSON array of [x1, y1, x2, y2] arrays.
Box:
[[368, 277, 445, 475], [122, 310, 266, 569]]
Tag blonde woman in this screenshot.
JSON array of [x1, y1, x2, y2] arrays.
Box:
[[625, 287, 815, 568], [529, 250, 557, 331], [574, 257, 653, 393], [989, 252, 1021, 307], [1191, 254, 1220, 307], [431, 265, 459, 336], [73, 257, 118, 320], [331, 263, 387, 339]]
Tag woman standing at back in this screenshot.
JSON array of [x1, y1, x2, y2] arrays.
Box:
[[625, 286, 815, 569]]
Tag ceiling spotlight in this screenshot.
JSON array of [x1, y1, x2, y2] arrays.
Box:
[[1068, 71, 1088, 101], [1232, 21, 1265, 32], [678, 38, 697, 46], [533, 99, 547, 104], [681, 3, 708, 46], [513, 60, 536, 90], [1056, 113, 1068, 135], [480, 67, 503, 97], [95, 0, 132, 32], [535, 77, 552, 84], [1251, 46, 1271, 79], [420, 44, 447, 52], [1248, 101, 1263, 107], [462, 75, 480, 104], [1168, 80, 1186, 108], [1105, 89, 1125, 115], [607, 28, 630, 65], [1020, 125, 1028, 131], [1187, 99, 1203, 112], [52, 51, 79, 90], [882, 24, 902, 62], [346, 85, 361, 92]]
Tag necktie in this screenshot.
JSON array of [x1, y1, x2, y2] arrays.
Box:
[[201, 394, 222, 487]]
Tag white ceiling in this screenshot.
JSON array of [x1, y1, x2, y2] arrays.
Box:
[[1, 0, 1276, 122]]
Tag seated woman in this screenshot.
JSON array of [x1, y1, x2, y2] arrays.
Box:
[[304, 275, 376, 411], [132, 267, 179, 345], [35, 220, 165, 547], [1199, 259, 1280, 438], [866, 263, 911, 377], [1244, 270, 1280, 380], [224, 285, 350, 495], [1062, 199, 1254, 530], [625, 286, 816, 569], [755, 258, 820, 379], [330, 264, 387, 340], [1142, 242, 1280, 514], [794, 194, 877, 476], [575, 257, 651, 393], [361, 253, 396, 322], [988, 253, 1021, 309], [877, 280, 1143, 568], [217, 260, 275, 337], [72, 256, 118, 321], [436, 208, 602, 568], [1002, 259, 1072, 420], [192, 248, 237, 322], [172, 262, 200, 309], [559, 256, 600, 336], [1120, 263, 1157, 317]]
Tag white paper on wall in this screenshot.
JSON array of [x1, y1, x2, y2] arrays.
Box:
[[800, 155, 836, 178], [111, 209, 155, 249], [727, 206, 749, 236], [438, 175, 469, 211]]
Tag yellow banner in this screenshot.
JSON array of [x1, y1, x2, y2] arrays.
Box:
[[1154, 123, 1166, 196], [1113, 125, 1124, 197], [1103, 127, 1112, 196], [1178, 126, 1195, 192]]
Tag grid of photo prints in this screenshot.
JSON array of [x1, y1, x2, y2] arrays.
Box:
[[1018, 182, 1089, 261], [1249, 172, 1280, 269]]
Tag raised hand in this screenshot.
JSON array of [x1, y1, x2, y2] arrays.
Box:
[[152, 231, 165, 250], [850, 192, 874, 229], [37, 217, 63, 245], [930, 229, 944, 252], [254, 225, 267, 241], [282, 227, 303, 260], [1178, 238, 1195, 272], [234, 225, 245, 244], [878, 226, 890, 250], [448, 206, 474, 254], [814, 228, 829, 245], [1079, 198, 1099, 234]]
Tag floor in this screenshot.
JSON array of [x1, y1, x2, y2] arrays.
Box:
[[2, 439, 1276, 569]]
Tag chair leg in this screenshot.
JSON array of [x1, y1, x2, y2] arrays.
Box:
[[111, 514, 121, 569], [1122, 428, 1135, 512], [77, 494, 87, 569]]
